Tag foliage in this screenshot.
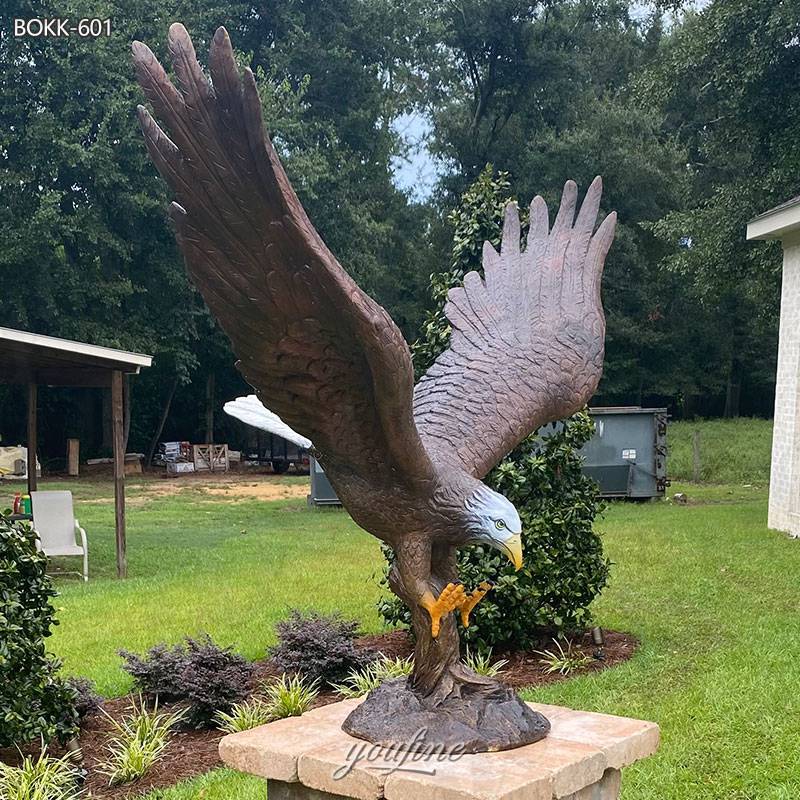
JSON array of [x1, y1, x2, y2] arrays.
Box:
[[0, 0, 434, 457], [0, 748, 83, 800], [65, 677, 103, 723], [381, 168, 609, 648], [419, 0, 692, 411], [534, 638, 593, 676], [119, 635, 254, 727], [118, 642, 187, 702], [638, 0, 795, 416], [214, 698, 274, 734], [0, 514, 78, 747], [269, 610, 368, 686], [262, 674, 319, 719], [463, 647, 508, 678], [100, 696, 184, 786], [333, 655, 415, 698]]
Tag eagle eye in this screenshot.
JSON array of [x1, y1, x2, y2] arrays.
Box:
[[494, 519, 506, 531]]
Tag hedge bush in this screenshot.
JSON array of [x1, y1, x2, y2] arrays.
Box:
[[269, 610, 368, 685], [0, 514, 77, 747]]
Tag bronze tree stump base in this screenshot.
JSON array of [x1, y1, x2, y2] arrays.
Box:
[[341, 677, 550, 753]]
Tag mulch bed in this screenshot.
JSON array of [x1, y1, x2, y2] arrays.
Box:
[[1, 629, 636, 799]]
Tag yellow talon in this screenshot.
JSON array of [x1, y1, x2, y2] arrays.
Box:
[[421, 583, 466, 638], [459, 581, 492, 628]]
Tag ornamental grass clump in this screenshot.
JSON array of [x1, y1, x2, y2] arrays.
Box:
[[535, 638, 593, 676], [215, 697, 274, 733], [463, 647, 508, 677], [262, 674, 319, 719], [333, 655, 414, 698], [0, 749, 83, 800], [99, 696, 185, 786]]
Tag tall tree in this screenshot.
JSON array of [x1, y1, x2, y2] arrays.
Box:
[[642, 0, 798, 415], [0, 0, 433, 453], [419, 0, 686, 408]]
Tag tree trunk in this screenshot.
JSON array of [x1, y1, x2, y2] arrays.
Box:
[[146, 378, 178, 466]]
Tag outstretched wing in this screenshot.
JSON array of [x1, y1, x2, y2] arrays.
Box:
[[224, 395, 312, 449], [133, 25, 433, 487], [413, 178, 615, 479]]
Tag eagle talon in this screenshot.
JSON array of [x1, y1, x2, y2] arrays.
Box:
[[421, 583, 467, 638], [459, 581, 493, 628]]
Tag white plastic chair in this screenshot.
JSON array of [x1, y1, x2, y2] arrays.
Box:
[[31, 491, 88, 581]]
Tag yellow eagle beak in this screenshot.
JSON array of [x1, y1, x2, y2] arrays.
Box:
[[503, 534, 523, 571]]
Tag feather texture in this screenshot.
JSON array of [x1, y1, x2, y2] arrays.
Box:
[[132, 25, 434, 492], [414, 178, 616, 479]]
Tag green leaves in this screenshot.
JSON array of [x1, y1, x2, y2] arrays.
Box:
[[0, 515, 78, 748]]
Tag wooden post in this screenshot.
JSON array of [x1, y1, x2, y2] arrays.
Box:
[[27, 382, 38, 493], [205, 372, 215, 444], [111, 370, 127, 578], [692, 429, 701, 483], [67, 438, 80, 477]]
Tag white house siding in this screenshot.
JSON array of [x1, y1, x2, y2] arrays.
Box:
[[769, 233, 800, 537]]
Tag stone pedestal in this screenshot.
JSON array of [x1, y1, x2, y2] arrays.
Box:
[[219, 698, 659, 800]]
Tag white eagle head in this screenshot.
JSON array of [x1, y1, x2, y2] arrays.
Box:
[[464, 485, 523, 570]]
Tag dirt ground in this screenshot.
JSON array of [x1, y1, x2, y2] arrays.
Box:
[[81, 471, 310, 505]]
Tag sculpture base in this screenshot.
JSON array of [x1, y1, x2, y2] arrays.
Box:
[[219, 697, 660, 800], [341, 676, 549, 753]]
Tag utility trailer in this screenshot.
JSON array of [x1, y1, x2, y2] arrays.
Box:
[[244, 431, 310, 474]]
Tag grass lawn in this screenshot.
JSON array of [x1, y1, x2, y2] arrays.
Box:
[[668, 417, 773, 484], [14, 470, 800, 799]]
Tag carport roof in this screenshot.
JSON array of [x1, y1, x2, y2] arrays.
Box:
[[0, 327, 152, 387]]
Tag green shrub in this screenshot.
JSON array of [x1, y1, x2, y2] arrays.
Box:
[[119, 635, 254, 727], [0, 748, 83, 800], [269, 610, 367, 686], [379, 166, 609, 650], [0, 514, 78, 747]]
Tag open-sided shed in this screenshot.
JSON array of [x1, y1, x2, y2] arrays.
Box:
[[0, 327, 153, 575]]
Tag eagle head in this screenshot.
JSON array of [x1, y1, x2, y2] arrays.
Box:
[[464, 485, 523, 570]]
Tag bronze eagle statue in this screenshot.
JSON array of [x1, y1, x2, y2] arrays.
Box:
[[132, 24, 615, 752]]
